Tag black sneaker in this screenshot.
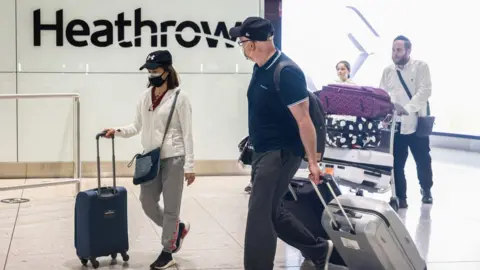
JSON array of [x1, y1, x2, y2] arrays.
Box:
[[150, 251, 175, 269], [172, 221, 190, 253], [244, 183, 252, 193], [399, 199, 408, 209], [314, 240, 334, 270], [421, 189, 433, 204]]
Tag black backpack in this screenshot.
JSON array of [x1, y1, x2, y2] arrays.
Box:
[[273, 60, 326, 163]]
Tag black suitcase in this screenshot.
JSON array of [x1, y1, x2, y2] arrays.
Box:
[[74, 132, 130, 268], [284, 175, 347, 266]]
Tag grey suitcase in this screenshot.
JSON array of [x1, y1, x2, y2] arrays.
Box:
[[310, 178, 427, 270]]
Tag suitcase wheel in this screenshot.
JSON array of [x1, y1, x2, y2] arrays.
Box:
[[121, 252, 130, 262], [79, 258, 88, 266], [111, 253, 117, 260], [389, 197, 399, 212], [355, 189, 364, 197], [90, 257, 100, 269]]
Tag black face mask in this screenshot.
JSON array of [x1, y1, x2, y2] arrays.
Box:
[[148, 72, 168, 87]]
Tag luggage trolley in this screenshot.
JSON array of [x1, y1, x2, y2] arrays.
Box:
[[320, 103, 408, 212]]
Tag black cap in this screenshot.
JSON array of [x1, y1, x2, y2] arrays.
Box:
[[139, 50, 173, 70], [229, 17, 274, 41]]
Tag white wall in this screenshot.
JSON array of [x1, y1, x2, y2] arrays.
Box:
[[0, 0, 17, 162], [0, 0, 259, 163], [0, 74, 17, 162], [0, 0, 16, 72]]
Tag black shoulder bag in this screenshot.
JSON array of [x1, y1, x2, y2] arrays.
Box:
[[237, 136, 254, 166], [396, 70, 435, 137], [129, 90, 180, 185]]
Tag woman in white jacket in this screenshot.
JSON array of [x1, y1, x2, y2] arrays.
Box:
[[103, 50, 194, 269]]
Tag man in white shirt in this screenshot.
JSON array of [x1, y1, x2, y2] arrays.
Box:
[[379, 35, 433, 209]]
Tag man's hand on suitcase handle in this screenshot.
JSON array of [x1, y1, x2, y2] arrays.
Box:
[[308, 162, 324, 185]]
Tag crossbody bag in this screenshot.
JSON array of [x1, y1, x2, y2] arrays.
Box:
[[396, 70, 435, 137], [128, 90, 180, 185]]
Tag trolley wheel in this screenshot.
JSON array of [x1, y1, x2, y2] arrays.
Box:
[[356, 189, 364, 197], [389, 197, 399, 212], [121, 252, 130, 262], [90, 258, 100, 269], [111, 253, 117, 259], [79, 258, 88, 266]]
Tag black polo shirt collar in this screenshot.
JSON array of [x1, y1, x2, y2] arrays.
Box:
[[256, 50, 282, 71]]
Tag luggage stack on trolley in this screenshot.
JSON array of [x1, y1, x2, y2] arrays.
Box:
[[313, 84, 409, 211]]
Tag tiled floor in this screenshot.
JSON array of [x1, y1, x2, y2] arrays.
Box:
[[1, 147, 480, 270]]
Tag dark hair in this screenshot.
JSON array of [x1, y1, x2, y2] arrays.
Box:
[[147, 65, 180, 89], [394, 35, 412, 50], [336, 60, 351, 78]]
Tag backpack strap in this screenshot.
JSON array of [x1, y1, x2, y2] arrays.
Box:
[[273, 60, 302, 92]]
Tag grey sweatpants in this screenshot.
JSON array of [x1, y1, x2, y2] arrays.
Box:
[[139, 156, 185, 252]]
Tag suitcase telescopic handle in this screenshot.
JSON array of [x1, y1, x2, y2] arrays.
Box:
[[95, 132, 117, 195], [310, 176, 355, 234]]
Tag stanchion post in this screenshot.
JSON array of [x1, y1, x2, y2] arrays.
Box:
[[74, 96, 81, 193]]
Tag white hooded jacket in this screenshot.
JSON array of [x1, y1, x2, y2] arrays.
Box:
[[115, 87, 194, 173]]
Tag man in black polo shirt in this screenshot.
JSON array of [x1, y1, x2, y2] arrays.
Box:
[[230, 17, 335, 270]]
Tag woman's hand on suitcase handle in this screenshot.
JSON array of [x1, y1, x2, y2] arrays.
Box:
[[185, 173, 196, 186], [102, 128, 116, 138]]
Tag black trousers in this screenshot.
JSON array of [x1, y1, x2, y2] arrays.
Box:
[[244, 150, 330, 270], [393, 133, 433, 200]]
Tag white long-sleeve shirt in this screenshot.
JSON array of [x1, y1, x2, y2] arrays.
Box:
[[115, 87, 195, 173], [332, 77, 356, 85], [379, 59, 432, 135]]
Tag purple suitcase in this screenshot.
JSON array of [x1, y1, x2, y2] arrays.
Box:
[[316, 84, 393, 119]]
